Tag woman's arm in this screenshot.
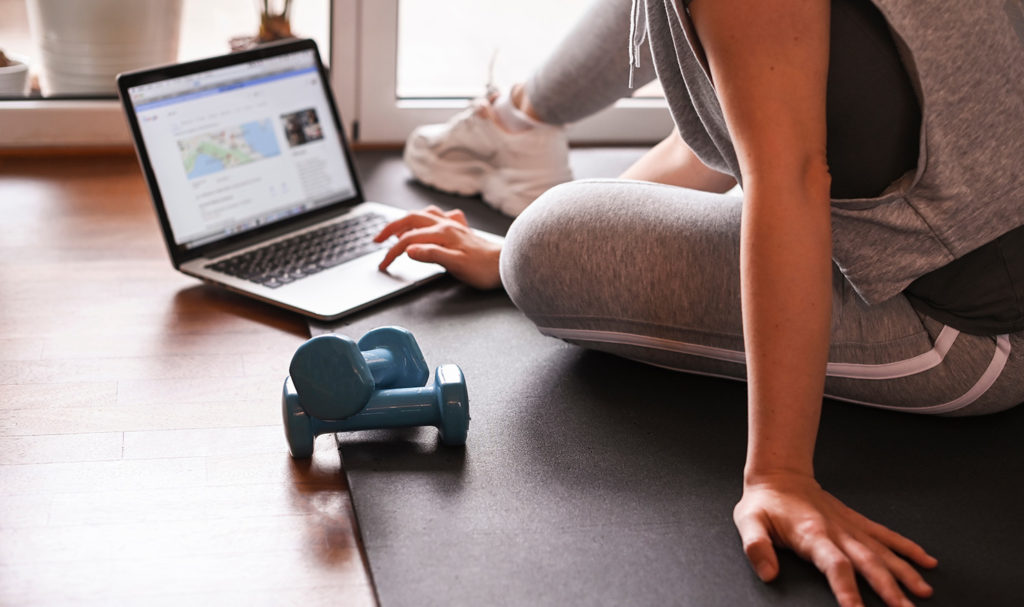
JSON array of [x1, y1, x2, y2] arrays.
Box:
[[620, 127, 737, 192], [690, 0, 832, 495], [687, 1, 935, 605]]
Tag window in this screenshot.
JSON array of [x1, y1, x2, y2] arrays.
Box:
[[1, 0, 668, 148], [0, 0, 329, 97], [352, 0, 670, 144], [397, 0, 602, 98], [0, 0, 329, 148]]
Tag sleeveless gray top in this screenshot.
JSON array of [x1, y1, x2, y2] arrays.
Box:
[[643, 0, 1024, 324]]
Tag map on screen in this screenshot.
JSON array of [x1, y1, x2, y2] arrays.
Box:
[[178, 119, 282, 180]]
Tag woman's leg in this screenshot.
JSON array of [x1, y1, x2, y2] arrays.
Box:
[[404, 0, 658, 216], [524, 0, 657, 125], [500, 179, 1024, 415]]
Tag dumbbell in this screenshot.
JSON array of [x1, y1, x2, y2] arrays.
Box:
[[288, 328, 429, 421], [282, 331, 470, 458]]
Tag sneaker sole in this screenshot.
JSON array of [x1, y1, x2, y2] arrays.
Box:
[[404, 144, 491, 197], [405, 142, 573, 216]]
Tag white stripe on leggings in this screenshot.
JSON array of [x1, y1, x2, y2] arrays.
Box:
[[537, 326, 1011, 414]]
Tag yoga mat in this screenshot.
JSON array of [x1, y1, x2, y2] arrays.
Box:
[[313, 284, 1024, 607], [320, 151, 1024, 606]]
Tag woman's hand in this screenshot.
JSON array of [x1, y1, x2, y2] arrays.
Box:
[[734, 473, 938, 607], [375, 205, 503, 289]]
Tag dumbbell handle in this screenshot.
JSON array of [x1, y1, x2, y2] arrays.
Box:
[[322, 386, 441, 431], [362, 346, 400, 387]]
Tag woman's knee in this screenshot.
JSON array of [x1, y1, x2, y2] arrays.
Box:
[[499, 181, 595, 314], [499, 178, 743, 325]]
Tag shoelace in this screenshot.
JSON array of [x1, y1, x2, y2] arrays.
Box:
[[485, 48, 500, 99], [628, 0, 649, 89]]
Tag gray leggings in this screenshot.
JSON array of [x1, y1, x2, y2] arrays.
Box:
[[499, 180, 1024, 416], [525, 0, 656, 125]]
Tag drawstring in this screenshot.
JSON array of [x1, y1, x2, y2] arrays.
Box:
[[628, 0, 648, 89]]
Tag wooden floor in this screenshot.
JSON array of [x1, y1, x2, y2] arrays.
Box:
[[0, 154, 377, 606]]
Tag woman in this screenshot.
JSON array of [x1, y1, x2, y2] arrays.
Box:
[[376, 1, 1024, 605]]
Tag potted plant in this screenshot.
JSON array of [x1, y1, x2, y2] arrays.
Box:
[[26, 0, 183, 96], [260, 0, 295, 42], [0, 49, 31, 96], [231, 0, 296, 52]]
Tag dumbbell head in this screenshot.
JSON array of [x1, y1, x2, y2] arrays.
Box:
[[433, 364, 470, 446], [289, 334, 374, 420], [357, 326, 429, 389], [282, 376, 314, 458]]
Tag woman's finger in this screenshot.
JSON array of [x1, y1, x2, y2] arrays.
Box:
[[855, 530, 934, 599], [836, 534, 911, 607], [405, 243, 462, 268], [423, 205, 467, 226], [733, 509, 780, 582], [378, 227, 453, 271], [806, 537, 863, 607], [445, 208, 468, 226], [374, 211, 442, 242], [843, 507, 937, 569]]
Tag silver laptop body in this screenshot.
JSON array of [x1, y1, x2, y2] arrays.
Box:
[[118, 39, 443, 321]]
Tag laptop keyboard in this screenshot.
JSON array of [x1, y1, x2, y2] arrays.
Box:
[[206, 212, 390, 289]]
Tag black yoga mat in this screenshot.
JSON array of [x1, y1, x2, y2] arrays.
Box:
[[313, 283, 1024, 607], [316, 150, 1024, 606]]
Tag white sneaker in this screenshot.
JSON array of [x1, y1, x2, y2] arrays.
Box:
[[403, 98, 573, 217]]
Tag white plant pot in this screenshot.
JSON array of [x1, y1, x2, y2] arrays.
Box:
[[0, 55, 31, 96], [26, 0, 183, 96]]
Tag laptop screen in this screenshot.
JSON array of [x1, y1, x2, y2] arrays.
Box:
[[125, 47, 357, 251]]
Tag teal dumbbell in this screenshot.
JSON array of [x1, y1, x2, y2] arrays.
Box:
[[282, 329, 469, 458], [288, 328, 429, 421]]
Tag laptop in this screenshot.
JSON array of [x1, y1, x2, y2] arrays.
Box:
[[117, 38, 446, 321]]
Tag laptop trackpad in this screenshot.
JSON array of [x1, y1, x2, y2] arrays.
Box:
[[277, 253, 443, 318]]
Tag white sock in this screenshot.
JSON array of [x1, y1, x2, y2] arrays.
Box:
[[492, 93, 543, 132]]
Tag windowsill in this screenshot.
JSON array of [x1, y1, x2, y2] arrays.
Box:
[[0, 99, 131, 149], [393, 97, 668, 110], [358, 96, 673, 146], [0, 96, 673, 151]]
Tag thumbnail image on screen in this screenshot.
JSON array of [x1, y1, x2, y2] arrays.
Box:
[[281, 108, 324, 148]]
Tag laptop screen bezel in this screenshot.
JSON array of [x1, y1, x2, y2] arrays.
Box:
[[117, 38, 367, 266]]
